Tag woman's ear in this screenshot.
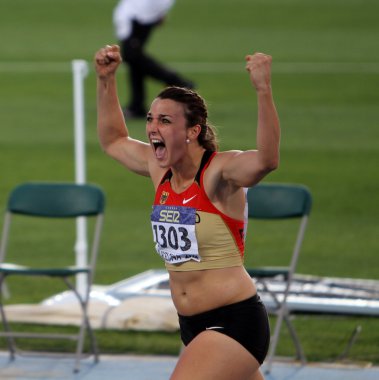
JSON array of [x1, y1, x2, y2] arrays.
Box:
[[187, 124, 201, 140]]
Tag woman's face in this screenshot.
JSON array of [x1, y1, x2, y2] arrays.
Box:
[[146, 98, 188, 168]]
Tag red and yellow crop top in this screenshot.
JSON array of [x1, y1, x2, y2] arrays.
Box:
[[151, 150, 246, 271]]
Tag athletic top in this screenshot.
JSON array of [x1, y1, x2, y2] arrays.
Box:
[[151, 150, 246, 271]]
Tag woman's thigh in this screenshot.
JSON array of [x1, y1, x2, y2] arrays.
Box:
[[170, 330, 262, 380]]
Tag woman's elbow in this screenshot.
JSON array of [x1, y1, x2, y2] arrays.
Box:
[[261, 155, 280, 173], [98, 140, 110, 155], [269, 157, 280, 171], [99, 140, 119, 160]]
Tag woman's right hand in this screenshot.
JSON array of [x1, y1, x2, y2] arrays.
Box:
[[94, 44, 122, 79]]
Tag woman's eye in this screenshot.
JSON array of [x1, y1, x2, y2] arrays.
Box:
[[146, 116, 153, 122], [161, 118, 170, 124]]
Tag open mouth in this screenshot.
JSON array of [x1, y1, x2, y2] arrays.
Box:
[[152, 139, 165, 149], [151, 139, 166, 159]]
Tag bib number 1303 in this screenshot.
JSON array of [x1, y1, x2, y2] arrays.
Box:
[[152, 224, 191, 251], [151, 205, 200, 264]]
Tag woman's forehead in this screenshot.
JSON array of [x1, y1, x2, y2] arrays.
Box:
[[149, 98, 185, 117]]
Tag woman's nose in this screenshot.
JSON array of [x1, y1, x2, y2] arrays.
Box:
[[146, 120, 158, 134]]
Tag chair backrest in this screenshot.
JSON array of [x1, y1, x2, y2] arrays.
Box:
[[0, 182, 105, 270], [247, 183, 312, 220], [7, 183, 105, 218], [246, 183, 312, 275]]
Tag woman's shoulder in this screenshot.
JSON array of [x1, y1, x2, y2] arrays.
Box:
[[210, 150, 243, 166], [203, 150, 243, 186]]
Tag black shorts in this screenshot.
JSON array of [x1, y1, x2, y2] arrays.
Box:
[[178, 294, 270, 364]]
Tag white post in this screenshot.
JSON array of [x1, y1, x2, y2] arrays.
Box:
[[72, 60, 89, 296]]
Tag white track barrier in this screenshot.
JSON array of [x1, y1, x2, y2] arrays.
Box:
[[72, 60, 89, 296]]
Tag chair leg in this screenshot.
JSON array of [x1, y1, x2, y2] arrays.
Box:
[[0, 275, 16, 360], [73, 310, 99, 372], [73, 286, 99, 361], [284, 314, 306, 364], [262, 278, 306, 373], [264, 306, 285, 374], [74, 315, 86, 373], [64, 277, 99, 372], [265, 308, 306, 375], [85, 315, 99, 362]]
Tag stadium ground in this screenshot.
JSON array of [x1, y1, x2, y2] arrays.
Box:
[[0, 352, 378, 380]]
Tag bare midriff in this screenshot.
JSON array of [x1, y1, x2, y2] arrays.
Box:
[[169, 266, 257, 316]]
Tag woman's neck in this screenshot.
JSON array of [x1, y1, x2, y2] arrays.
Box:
[[170, 148, 205, 192]]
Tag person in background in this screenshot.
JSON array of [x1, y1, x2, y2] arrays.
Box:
[[113, 0, 194, 119], [95, 43, 280, 379]]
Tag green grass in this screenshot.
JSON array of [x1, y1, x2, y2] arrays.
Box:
[[0, 0, 378, 365]]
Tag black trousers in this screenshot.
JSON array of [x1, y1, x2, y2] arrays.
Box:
[[120, 19, 192, 114]]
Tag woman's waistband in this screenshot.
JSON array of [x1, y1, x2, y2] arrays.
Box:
[[178, 293, 260, 321]]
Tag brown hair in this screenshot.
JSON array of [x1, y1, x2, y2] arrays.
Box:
[[157, 86, 219, 152]]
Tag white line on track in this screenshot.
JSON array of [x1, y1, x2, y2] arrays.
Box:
[[0, 61, 378, 74]]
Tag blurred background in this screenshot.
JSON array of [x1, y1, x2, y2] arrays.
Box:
[[0, 0, 378, 363]]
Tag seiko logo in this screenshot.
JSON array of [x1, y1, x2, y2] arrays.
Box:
[[159, 210, 180, 223]]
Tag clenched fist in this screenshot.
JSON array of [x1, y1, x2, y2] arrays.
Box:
[[94, 44, 122, 79], [245, 52, 272, 92]]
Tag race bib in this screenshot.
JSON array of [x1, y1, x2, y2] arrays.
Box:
[[151, 205, 200, 264]]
